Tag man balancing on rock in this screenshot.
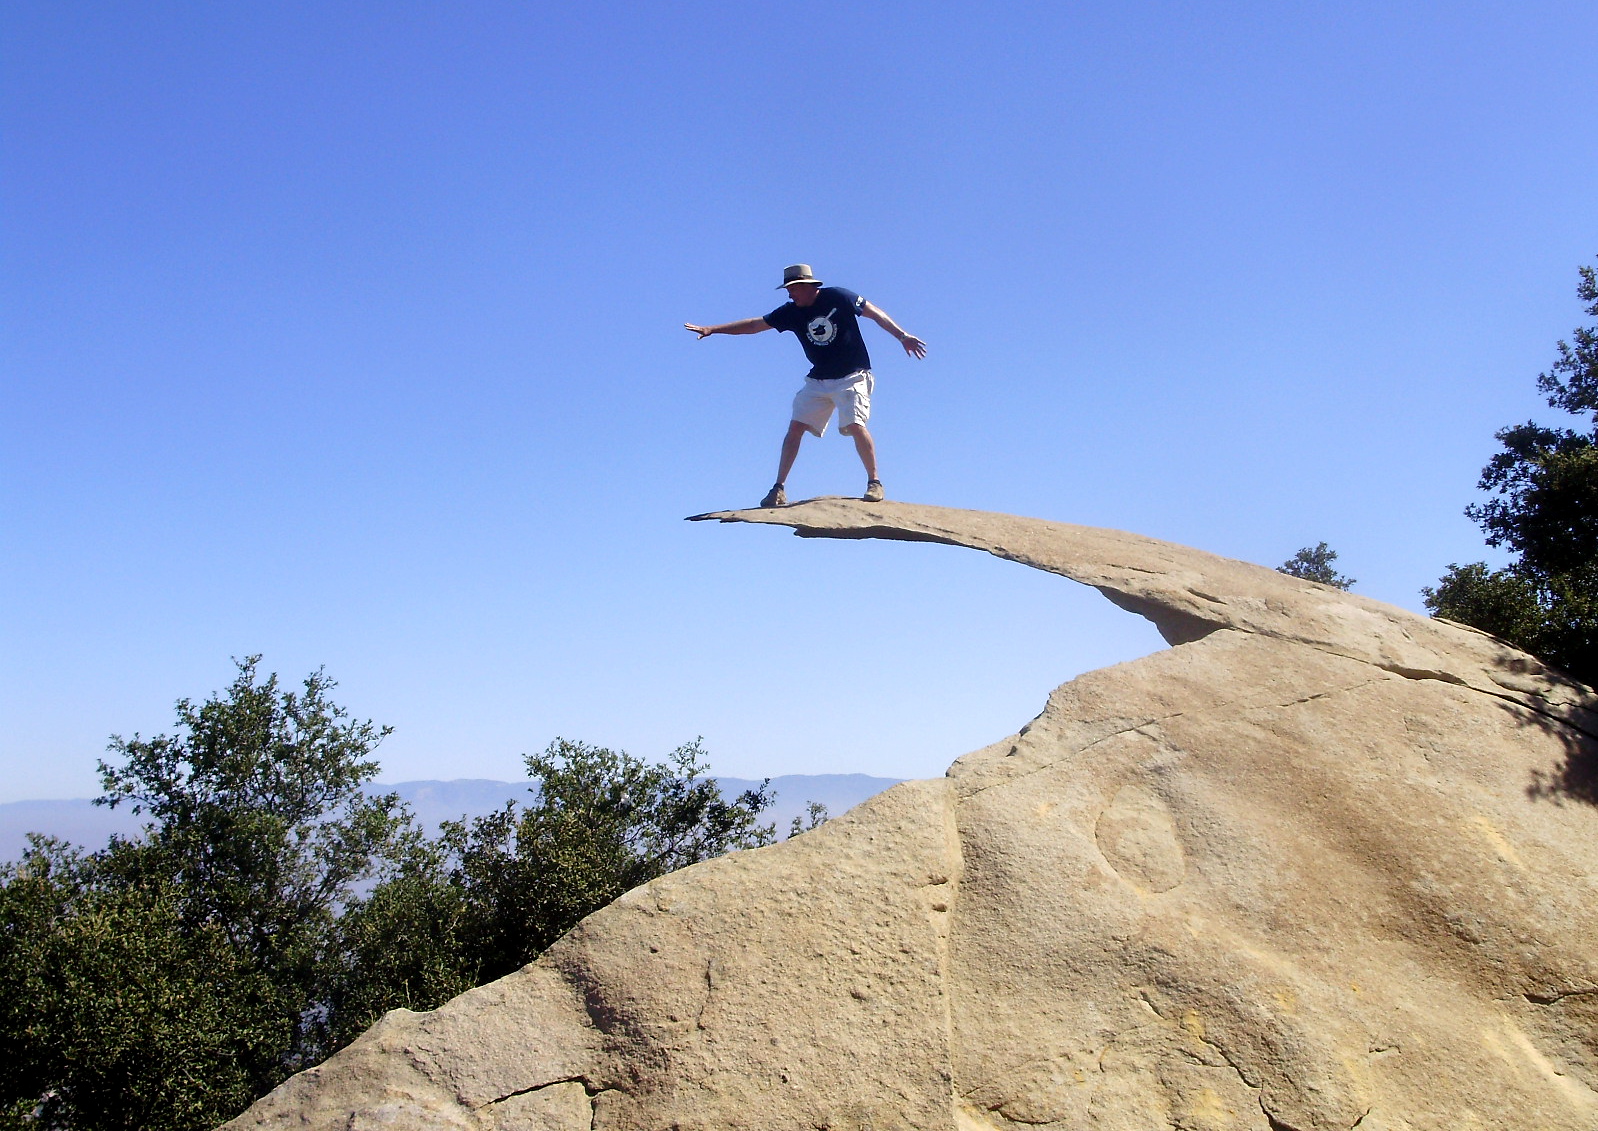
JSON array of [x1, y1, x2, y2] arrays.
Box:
[[685, 264, 926, 507]]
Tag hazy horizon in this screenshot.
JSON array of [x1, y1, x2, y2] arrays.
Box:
[[0, 772, 905, 863]]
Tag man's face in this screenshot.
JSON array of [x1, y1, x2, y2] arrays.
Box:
[[785, 282, 821, 307]]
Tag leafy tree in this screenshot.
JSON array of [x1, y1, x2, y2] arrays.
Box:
[[1426, 261, 1598, 686], [97, 657, 403, 971], [1422, 562, 1548, 644], [0, 838, 280, 1131], [0, 657, 408, 1130], [447, 736, 776, 982], [1278, 542, 1356, 589], [788, 800, 830, 838], [1, 662, 778, 1128], [328, 738, 776, 1036], [321, 830, 474, 1049]]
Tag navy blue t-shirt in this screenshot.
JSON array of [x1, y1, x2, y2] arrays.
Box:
[[764, 287, 872, 380]]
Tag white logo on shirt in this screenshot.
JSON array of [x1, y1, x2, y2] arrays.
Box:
[[806, 308, 839, 346]]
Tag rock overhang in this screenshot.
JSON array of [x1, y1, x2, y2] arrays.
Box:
[[690, 498, 1598, 742]]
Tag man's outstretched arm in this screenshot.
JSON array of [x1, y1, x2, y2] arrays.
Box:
[[860, 301, 927, 359], [684, 317, 772, 339]]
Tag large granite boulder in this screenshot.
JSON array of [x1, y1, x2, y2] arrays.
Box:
[[223, 500, 1598, 1131]]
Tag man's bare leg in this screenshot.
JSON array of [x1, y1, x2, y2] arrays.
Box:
[[840, 423, 878, 481], [762, 420, 810, 506], [776, 419, 809, 485]]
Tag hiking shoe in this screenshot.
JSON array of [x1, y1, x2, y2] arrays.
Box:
[[863, 479, 885, 503], [760, 483, 787, 508]]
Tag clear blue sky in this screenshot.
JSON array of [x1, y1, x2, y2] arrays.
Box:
[[3, 2, 1594, 802]]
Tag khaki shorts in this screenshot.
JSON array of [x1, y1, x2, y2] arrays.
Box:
[[791, 369, 873, 437]]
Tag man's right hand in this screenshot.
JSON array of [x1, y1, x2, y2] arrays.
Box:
[[684, 323, 714, 338]]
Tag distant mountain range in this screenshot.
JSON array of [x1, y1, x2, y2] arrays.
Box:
[[0, 774, 902, 863]]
